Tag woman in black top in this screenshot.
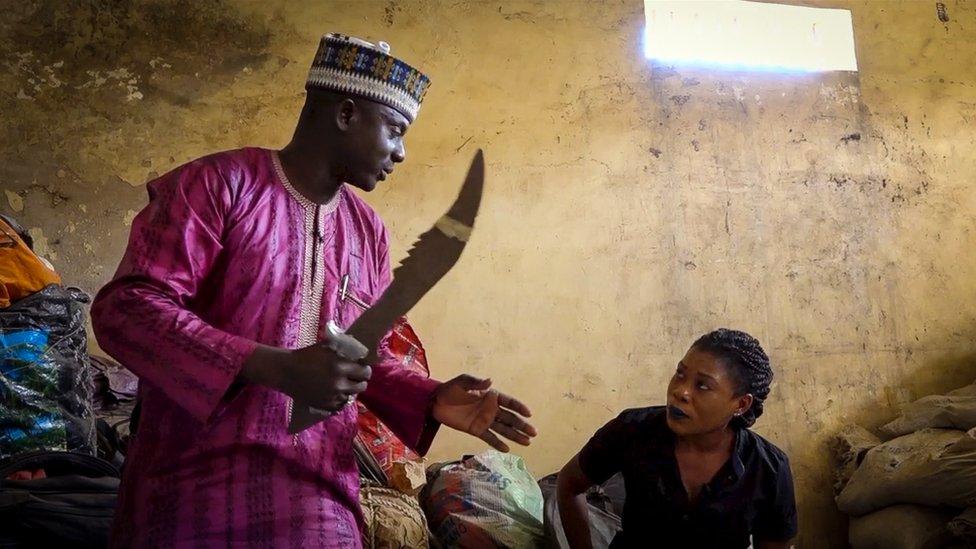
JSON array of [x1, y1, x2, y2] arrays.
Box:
[[556, 329, 797, 548]]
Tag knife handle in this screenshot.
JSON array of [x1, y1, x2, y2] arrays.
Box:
[[287, 323, 370, 434], [323, 320, 368, 362]]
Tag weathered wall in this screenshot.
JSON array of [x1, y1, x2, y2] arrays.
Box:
[[2, 1, 975, 545]]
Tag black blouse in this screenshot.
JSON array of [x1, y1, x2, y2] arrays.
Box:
[[579, 406, 797, 548]]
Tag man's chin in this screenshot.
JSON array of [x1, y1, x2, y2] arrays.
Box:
[[346, 177, 378, 192]]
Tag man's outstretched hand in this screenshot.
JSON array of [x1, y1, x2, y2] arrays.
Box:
[[432, 374, 537, 452]]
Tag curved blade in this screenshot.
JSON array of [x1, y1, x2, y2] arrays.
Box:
[[349, 149, 484, 358], [288, 149, 485, 434]]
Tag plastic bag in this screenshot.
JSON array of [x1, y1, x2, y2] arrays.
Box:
[[0, 285, 95, 459], [538, 472, 623, 548], [423, 450, 545, 548]]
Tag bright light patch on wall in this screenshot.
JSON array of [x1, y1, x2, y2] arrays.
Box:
[[643, 0, 858, 72]]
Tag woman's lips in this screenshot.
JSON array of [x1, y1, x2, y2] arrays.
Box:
[[667, 405, 689, 420]]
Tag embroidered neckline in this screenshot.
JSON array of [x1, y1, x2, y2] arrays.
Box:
[[270, 149, 342, 214]]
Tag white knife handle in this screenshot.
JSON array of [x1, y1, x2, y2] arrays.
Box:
[[304, 322, 369, 417], [323, 320, 368, 362]]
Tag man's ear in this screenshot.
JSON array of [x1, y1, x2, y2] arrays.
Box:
[[336, 98, 357, 131]]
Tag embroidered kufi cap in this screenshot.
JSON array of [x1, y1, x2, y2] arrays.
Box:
[[306, 33, 431, 122]]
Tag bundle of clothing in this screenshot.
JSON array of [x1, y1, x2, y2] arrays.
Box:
[[0, 215, 94, 459], [833, 379, 976, 548], [0, 214, 126, 548]]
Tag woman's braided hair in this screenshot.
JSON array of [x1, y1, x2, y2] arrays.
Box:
[[692, 329, 772, 429]]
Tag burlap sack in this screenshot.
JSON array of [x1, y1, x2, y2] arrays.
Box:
[[848, 504, 954, 549], [831, 424, 881, 494], [360, 483, 429, 549], [948, 507, 976, 541], [881, 383, 976, 439], [837, 428, 976, 515]]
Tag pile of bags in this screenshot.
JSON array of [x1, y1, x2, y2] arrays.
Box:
[[834, 380, 976, 548], [355, 318, 559, 548], [1, 214, 122, 547], [1, 214, 95, 459], [361, 446, 625, 549], [357, 448, 550, 549]]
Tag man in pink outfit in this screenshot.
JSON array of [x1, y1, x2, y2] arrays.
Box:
[[92, 33, 536, 548]]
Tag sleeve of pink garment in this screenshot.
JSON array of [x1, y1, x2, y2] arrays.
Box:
[[91, 159, 257, 425], [358, 226, 443, 455]]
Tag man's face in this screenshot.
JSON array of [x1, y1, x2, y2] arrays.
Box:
[[340, 100, 410, 192]]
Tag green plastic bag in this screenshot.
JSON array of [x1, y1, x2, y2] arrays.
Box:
[[423, 450, 545, 548]]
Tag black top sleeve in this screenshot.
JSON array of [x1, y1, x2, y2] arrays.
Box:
[[578, 412, 630, 485], [753, 454, 798, 541]]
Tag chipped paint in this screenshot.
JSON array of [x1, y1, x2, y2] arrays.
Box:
[[819, 83, 861, 105], [149, 57, 172, 70], [27, 227, 56, 260], [4, 190, 23, 212]]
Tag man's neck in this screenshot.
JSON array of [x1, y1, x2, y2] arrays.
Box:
[[278, 143, 342, 205]]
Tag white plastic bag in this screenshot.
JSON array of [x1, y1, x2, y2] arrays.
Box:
[[423, 450, 545, 548]]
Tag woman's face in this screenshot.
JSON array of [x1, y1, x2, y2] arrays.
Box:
[[666, 347, 752, 437]]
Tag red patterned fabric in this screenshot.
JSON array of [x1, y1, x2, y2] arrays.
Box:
[[356, 317, 430, 474]]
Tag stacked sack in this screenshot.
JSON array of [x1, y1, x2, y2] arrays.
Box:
[[1, 214, 120, 548], [834, 381, 976, 548]]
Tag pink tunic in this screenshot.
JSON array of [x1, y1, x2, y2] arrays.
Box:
[[91, 147, 440, 548]]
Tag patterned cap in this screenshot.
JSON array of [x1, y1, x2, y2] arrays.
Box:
[[306, 33, 431, 122]]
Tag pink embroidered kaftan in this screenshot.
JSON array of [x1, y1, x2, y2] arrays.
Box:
[[91, 147, 440, 548]]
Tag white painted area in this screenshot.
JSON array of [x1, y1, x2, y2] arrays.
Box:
[[27, 227, 57, 261], [4, 190, 23, 212], [644, 0, 858, 72]]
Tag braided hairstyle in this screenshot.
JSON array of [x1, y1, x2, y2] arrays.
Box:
[[691, 329, 772, 429]]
